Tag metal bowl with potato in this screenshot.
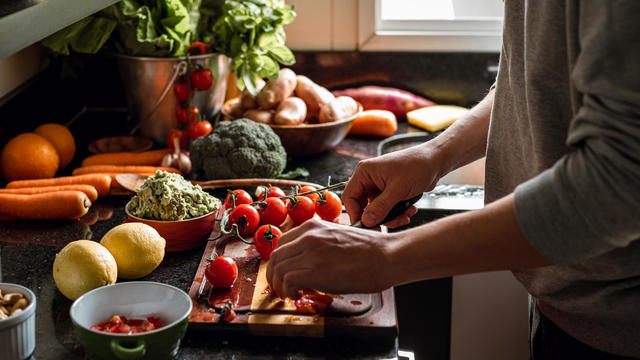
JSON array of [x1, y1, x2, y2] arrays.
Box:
[[222, 68, 362, 156]]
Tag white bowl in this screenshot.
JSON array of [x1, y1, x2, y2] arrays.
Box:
[[0, 283, 36, 360]]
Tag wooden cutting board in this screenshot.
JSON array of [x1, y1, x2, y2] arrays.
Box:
[[187, 212, 398, 338]]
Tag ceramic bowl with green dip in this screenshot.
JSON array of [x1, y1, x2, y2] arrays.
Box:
[[125, 171, 221, 251], [70, 282, 192, 360]]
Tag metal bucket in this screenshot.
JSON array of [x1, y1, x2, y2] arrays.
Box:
[[115, 53, 230, 144]]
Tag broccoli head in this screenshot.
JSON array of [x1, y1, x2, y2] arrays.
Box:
[[189, 118, 287, 180]]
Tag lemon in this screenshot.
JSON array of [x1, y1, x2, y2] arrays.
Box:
[[100, 223, 166, 279], [53, 240, 117, 300]]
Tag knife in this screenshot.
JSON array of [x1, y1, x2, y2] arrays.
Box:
[[351, 193, 423, 228]]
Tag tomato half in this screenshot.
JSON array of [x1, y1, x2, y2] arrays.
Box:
[[315, 191, 342, 222], [191, 68, 214, 91], [176, 104, 200, 125], [288, 196, 315, 225], [294, 290, 334, 314], [189, 120, 213, 140], [205, 256, 238, 288], [173, 81, 194, 102], [188, 41, 210, 55], [227, 204, 260, 236], [258, 197, 287, 226], [224, 189, 253, 209], [256, 186, 286, 201], [167, 129, 188, 152], [253, 224, 282, 260]]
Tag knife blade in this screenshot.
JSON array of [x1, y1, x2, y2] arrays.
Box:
[[351, 193, 423, 228]]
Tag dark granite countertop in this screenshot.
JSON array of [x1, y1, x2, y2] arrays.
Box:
[[0, 114, 407, 360], [0, 50, 497, 359]]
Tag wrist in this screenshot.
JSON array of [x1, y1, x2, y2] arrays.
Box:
[[378, 230, 406, 289]]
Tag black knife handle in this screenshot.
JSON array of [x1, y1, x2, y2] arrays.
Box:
[[353, 193, 423, 228]]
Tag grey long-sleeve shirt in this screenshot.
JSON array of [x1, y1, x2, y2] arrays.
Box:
[[486, 1, 640, 356]]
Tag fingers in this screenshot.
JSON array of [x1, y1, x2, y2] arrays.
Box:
[[383, 206, 418, 228], [342, 170, 369, 224], [361, 186, 406, 227], [268, 253, 314, 299]]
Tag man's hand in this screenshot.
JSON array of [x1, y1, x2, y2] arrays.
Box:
[[266, 219, 393, 299], [343, 144, 441, 228]]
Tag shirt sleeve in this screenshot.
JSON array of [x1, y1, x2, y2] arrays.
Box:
[[513, 1, 640, 265]]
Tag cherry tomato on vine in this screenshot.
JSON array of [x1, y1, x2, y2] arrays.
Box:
[[288, 196, 315, 225], [173, 81, 194, 102], [205, 256, 238, 288], [224, 189, 253, 209], [189, 120, 212, 140], [188, 41, 210, 55], [227, 204, 260, 236], [299, 185, 320, 202], [315, 191, 342, 222], [253, 224, 282, 260], [191, 68, 213, 91], [258, 197, 287, 226], [167, 129, 188, 152], [256, 186, 286, 201], [176, 104, 200, 125]]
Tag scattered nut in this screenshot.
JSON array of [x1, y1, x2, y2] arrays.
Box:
[[10, 308, 23, 316], [10, 298, 28, 313], [0, 290, 28, 320], [3, 293, 23, 305]]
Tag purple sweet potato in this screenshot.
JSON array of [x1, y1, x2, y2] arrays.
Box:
[[332, 86, 434, 118]]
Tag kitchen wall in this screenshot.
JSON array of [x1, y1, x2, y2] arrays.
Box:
[[0, 44, 48, 102]]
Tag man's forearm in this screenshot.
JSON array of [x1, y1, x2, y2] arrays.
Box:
[[425, 89, 494, 179], [384, 193, 552, 286]]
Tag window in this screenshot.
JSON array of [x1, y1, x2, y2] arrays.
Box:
[[358, 0, 504, 52]]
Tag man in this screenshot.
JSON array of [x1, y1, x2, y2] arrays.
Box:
[[267, 1, 640, 358]]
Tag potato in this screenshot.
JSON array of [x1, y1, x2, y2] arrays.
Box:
[[257, 68, 297, 109], [243, 109, 275, 124], [294, 75, 335, 117], [318, 96, 359, 123], [240, 78, 266, 110], [275, 97, 307, 125], [225, 97, 245, 118]]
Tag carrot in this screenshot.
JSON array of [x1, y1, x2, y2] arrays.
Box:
[[6, 174, 111, 197], [81, 149, 170, 166], [0, 184, 99, 202], [333, 86, 435, 118], [349, 110, 398, 137], [0, 191, 91, 220], [72, 165, 181, 176], [93, 172, 159, 189]]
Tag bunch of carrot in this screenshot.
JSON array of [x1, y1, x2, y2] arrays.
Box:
[[0, 148, 182, 221]]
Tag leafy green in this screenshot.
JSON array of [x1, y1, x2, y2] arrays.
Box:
[[42, 0, 221, 57], [277, 167, 310, 180], [41, 0, 295, 90], [211, 0, 296, 94]]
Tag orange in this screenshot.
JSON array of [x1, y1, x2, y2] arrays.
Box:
[[1, 133, 60, 182], [34, 123, 76, 169]]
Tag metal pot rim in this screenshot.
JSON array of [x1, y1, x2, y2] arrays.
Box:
[[112, 52, 226, 62]]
